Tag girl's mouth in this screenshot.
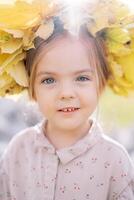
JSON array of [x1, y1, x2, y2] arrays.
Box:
[[58, 107, 80, 113]]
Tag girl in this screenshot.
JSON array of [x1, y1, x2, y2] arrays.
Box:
[[0, 17, 134, 200]]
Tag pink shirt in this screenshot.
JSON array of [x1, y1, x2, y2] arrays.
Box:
[[0, 118, 134, 200]]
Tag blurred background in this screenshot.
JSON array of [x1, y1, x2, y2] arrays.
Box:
[[0, 87, 134, 162]]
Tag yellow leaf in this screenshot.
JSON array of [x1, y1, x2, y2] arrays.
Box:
[[0, 1, 42, 29], [0, 0, 56, 29], [107, 40, 131, 55], [105, 28, 131, 55], [106, 28, 130, 44], [0, 48, 23, 72], [0, 30, 12, 42], [6, 61, 29, 87], [0, 77, 23, 97], [108, 59, 123, 77], [1, 28, 24, 38], [36, 19, 54, 40], [0, 54, 9, 68], [86, 0, 130, 35], [116, 53, 134, 84], [0, 72, 13, 88], [0, 38, 22, 53], [108, 78, 133, 96], [22, 29, 35, 48]]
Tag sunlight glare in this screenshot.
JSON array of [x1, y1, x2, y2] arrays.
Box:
[[61, 0, 86, 7]]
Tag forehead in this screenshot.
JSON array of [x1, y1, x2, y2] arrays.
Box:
[[36, 34, 95, 74]]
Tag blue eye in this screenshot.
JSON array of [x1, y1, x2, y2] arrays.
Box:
[[41, 78, 55, 84], [76, 76, 90, 82]]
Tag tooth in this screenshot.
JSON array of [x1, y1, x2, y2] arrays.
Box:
[[61, 108, 77, 112]]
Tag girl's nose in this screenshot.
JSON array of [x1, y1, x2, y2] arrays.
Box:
[[58, 82, 76, 100]]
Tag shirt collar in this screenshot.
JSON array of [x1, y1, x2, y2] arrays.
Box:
[[34, 118, 103, 165]]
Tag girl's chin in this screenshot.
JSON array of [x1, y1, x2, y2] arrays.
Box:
[[54, 119, 84, 130]]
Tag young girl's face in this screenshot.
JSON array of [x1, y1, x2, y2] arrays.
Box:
[[34, 35, 99, 132]]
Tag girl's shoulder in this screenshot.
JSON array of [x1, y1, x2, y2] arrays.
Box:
[[97, 129, 134, 176], [98, 132, 134, 199], [1, 121, 42, 160], [100, 131, 132, 162], [92, 120, 132, 163]]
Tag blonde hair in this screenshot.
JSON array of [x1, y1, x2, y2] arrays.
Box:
[[25, 18, 110, 101]]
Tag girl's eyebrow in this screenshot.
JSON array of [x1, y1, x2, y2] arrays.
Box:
[[36, 68, 94, 77]]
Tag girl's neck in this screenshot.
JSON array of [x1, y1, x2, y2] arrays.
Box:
[[43, 119, 92, 150]]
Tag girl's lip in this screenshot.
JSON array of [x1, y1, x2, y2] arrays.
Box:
[[58, 107, 80, 111], [58, 107, 80, 113]]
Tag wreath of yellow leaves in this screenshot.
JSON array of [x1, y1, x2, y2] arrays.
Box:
[[0, 0, 134, 97]]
